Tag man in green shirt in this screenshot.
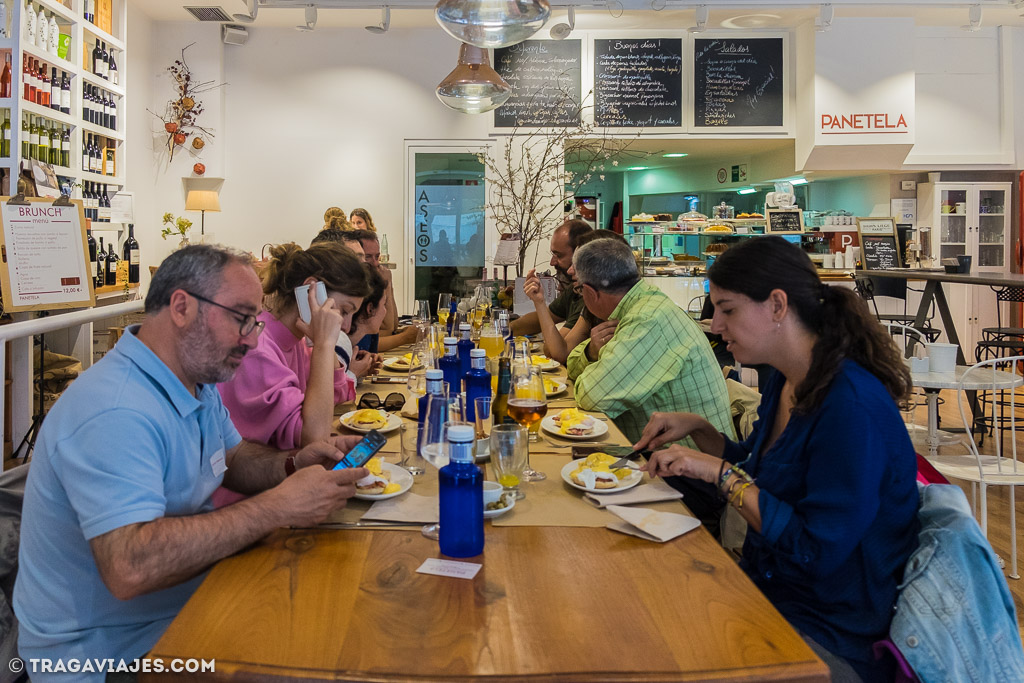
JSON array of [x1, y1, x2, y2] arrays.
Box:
[[511, 219, 592, 335], [566, 239, 735, 530]]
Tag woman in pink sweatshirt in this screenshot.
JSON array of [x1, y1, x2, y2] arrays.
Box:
[[219, 241, 371, 450]]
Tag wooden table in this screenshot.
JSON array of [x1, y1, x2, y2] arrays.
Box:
[[145, 345, 827, 681]]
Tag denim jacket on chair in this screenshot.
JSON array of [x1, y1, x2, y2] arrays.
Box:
[[890, 483, 1024, 682]]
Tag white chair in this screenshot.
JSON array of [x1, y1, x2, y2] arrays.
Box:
[[883, 322, 927, 359], [884, 322, 939, 445], [927, 356, 1024, 579]]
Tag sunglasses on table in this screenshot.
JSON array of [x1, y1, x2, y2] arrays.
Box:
[[357, 392, 406, 411]]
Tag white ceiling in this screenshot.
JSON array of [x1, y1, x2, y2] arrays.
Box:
[[131, 1, 1024, 30]]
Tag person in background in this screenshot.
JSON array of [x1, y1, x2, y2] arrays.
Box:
[[349, 207, 376, 232], [566, 238, 734, 533], [313, 226, 364, 258], [347, 263, 389, 359], [634, 236, 919, 682], [322, 207, 348, 231], [510, 219, 593, 336], [350, 228, 417, 353], [523, 230, 627, 364], [219, 242, 373, 453], [14, 245, 366, 681]]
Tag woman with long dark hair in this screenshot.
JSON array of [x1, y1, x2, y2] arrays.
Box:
[[634, 236, 919, 682]]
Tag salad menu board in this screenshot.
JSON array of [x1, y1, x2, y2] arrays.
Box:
[[693, 38, 784, 128], [494, 40, 582, 128], [594, 38, 683, 127], [857, 218, 902, 270], [0, 197, 94, 311]]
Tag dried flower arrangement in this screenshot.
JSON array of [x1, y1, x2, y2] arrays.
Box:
[[148, 43, 225, 163]]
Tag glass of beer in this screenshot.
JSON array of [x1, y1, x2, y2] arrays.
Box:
[[508, 364, 547, 481], [478, 323, 504, 359], [437, 293, 452, 327]]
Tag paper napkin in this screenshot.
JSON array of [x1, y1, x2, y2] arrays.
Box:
[[605, 504, 701, 543], [583, 477, 684, 508], [361, 492, 438, 523]]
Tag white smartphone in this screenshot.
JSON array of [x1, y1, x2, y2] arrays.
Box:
[[294, 281, 328, 324]]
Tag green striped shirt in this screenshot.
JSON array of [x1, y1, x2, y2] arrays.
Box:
[[567, 281, 735, 445]]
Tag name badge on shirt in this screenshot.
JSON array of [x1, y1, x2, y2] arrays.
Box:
[[209, 448, 227, 478]]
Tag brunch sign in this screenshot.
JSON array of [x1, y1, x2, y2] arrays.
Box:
[[820, 112, 909, 134]]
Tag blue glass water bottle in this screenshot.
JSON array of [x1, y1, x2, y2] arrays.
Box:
[[438, 423, 484, 558], [463, 348, 491, 422], [439, 336, 460, 394], [457, 323, 474, 379]]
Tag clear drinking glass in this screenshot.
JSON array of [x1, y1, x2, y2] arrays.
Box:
[[415, 299, 431, 324], [420, 391, 451, 540], [437, 293, 452, 329], [491, 424, 528, 500], [399, 422, 426, 475], [474, 396, 493, 460], [508, 364, 548, 480]]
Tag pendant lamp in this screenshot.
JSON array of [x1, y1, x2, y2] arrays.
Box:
[[435, 0, 551, 49], [436, 43, 512, 114]]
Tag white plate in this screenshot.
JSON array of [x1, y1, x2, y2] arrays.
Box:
[[543, 380, 567, 397], [483, 494, 516, 519], [354, 462, 414, 501], [338, 411, 403, 434], [560, 459, 642, 494], [532, 358, 561, 372], [541, 413, 609, 440], [382, 357, 422, 372]]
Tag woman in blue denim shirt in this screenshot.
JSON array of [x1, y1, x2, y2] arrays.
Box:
[[634, 237, 920, 682]]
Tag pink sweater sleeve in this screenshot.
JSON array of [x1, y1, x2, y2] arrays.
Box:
[[334, 367, 356, 405], [219, 343, 308, 450]]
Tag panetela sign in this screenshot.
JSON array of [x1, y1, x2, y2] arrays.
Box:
[[820, 113, 908, 134]]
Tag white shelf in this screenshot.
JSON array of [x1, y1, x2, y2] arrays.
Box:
[[80, 169, 122, 185], [21, 99, 75, 126], [0, 98, 12, 108], [20, 41, 77, 76], [80, 121, 122, 141], [34, 0, 78, 26], [80, 69, 123, 97], [82, 23, 125, 53]]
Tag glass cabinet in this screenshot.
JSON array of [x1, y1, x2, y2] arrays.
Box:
[[919, 182, 1012, 271]]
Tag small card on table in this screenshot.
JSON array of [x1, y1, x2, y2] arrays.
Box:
[[417, 558, 482, 580]]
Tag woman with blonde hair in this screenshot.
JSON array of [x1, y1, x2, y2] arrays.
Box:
[[349, 208, 376, 232], [219, 242, 372, 450]]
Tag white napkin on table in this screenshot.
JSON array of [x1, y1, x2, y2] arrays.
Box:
[[582, 478, 683, 508], [605, 505, 701, 543], [360, 492, 438, 523]]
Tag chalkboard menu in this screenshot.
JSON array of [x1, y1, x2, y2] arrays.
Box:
[[693, 38, 784, 128], [857, 217, 902, 270], [494, 40, 582, 128], [594, 38, 683, 127], [765, 209, 803, 234]]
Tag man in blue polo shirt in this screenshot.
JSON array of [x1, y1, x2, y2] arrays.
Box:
[[14, 245, 368, 681]]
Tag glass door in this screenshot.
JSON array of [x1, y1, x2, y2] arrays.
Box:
[[405, 143, 490, 315], [976, 187, 1006, 268], [938, 187, 967, 261]]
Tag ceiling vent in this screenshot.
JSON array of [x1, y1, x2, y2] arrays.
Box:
[[184, 6, 234, 22]]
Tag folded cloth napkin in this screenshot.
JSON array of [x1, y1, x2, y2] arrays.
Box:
[[582, 477, 683, 508], [605, 504, 701, 543], [361, 492, 438, 524]]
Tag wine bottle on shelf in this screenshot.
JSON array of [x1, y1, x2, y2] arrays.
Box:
[[60, 71, 69, 115], [105, 234, 118, 286], [28, 117, 38, 161], [24, 2, 35, 46], [95, 237, 107, 289], [0, 113, 9, 158], [93, 136, 102, 173], [23, 57, 32, 102], [82, 133, 90, 172], [123, 224, 139, 284], [0, 54, 10, 99], [48, 124, 58, 165], [37, 119, 48, 162], [98, 42, 108, 80], [101, 91, 109, 129], [99, 184, 111, 222], [20, 116, 28, 160], [108, 94, 116, 130], [60, 126, 69, 167], [47, 14, 57, 56], [83, 84, 92, 124], [84, 0, 93, 23], [35, 9, 45, 50], [108, 49, 118, 86], [37, 63, 47, 107], [86, 227, 97, 288], [49, 67, 59, 111], [92, 40, 103, 77]]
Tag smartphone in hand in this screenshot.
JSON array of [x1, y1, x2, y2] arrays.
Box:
[[332, 430, 388, 470], [294, 281, 328, 324]]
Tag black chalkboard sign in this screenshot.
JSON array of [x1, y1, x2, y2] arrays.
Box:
[[594, 38, 683, 127], [857, 218, 902, 271], [765, 209, 803, 234], [693, 38, 784, 128], [494, 40, 582, 128]]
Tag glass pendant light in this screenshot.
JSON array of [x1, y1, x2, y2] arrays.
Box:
[[436, 43, 512, 114], [435, 0, 551, 49]]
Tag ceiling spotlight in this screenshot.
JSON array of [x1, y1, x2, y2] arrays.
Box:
[[233, 0, 257, 24], [436, 43, 512, 114], [961, 4, 981, 32], [815, 3, 833, 32], [435, 0, 551, 50], [688, 5, 708, 34], [366, 6, 390, 33], [549, 6, 575, 40], [295, 4, 316, 32]]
